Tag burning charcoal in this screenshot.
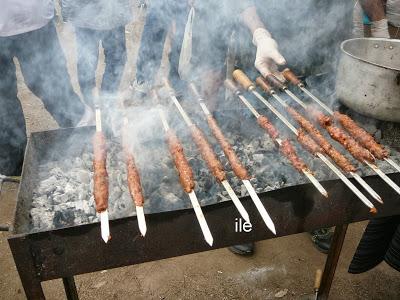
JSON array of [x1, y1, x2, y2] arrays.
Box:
[[253, 154, 264, 164], [217, 192, 230, 202], [240, 185, 247, 197], [53, 210, 75, 228]]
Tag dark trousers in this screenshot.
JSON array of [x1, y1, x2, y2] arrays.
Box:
[[75, 26, 127, 107], [0, 20, 84, 176], [135, 0, 189, 85]]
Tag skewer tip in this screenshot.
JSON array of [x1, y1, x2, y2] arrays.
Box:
[[221, 180, 250, 223], [136, 206, 147, 237], [242, 180, 276, 235], [100, 210, 111, 243]]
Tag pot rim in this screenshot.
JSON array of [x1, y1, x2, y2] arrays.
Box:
[[340, 38, 400, 71]]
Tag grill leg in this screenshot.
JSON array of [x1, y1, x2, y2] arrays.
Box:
[[62, 277, 79, 300], [317, 224, 348, 300]]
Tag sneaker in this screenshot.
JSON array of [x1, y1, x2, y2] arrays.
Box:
[[310, 228, 333, 254], [228, 243, 255, 256]]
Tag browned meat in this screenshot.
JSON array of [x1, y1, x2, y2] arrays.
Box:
[[190, 125, 226, 183], [307, 108, 375, 163], [297, 129, 321, 155], [257, 115, 279, 140], [287, 107, 356, 173], [306, 107, 332, 127], [207, 115, 249, 180], [280, 139, 308, 173], [333, 111, 388, 160], [126, 155, 145, 207], [93, 132, 108, 213], [166, 130, 195, 193], [122, 132, 145, 207]]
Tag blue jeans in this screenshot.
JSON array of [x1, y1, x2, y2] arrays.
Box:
[[135, 0, 189, 86], [75, 25, 127, 107]]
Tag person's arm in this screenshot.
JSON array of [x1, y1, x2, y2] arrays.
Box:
[[360, 0, 390, 37], [239, 6, 286, 78], [360, 0, 386, 21]]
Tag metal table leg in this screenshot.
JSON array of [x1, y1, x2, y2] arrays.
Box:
[[317, 224, 348, 300], [63, 277, 79, 300]]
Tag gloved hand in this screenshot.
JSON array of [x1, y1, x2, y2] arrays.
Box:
[[387, 0, 400, 27], [371, 19, 390, 38], [253, 28, 286, 80]]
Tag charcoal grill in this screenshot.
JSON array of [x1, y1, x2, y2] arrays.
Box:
[[7, 108, 400, 299]]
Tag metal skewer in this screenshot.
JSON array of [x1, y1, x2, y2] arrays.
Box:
[[236, 70, 377, 207], [95, 107, 110, 243], [283, 69, 400, 174], [267, 74, 400, 196], [189, 83, 278, 232], [157, 105, 213, 246], [122, 118, 147, 236], [162, 80, 250, 223], [189, 191, 214, 246], [225, 79, 329, 198], [234, 72, 382, 204]]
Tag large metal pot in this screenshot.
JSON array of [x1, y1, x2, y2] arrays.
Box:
[[336, 38, 400, 122]]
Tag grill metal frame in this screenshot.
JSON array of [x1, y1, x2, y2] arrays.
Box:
[[7, 126, 400, 300]]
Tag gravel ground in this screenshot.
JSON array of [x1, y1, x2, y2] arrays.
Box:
[[1, 7, 400, 300]]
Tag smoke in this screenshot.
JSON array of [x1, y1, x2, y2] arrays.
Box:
[[9, 0, 395, 231]]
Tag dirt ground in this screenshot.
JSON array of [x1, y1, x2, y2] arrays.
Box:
[[1, 7, 400, 300]]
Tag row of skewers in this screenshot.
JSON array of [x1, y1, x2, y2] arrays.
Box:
[[91, 68, 400, 245]]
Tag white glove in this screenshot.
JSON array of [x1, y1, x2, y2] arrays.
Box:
[[387, 0, 400, 27], [353, 1, 365, 38], [371, 19, 390, 38], [253, 28, 286, 78]]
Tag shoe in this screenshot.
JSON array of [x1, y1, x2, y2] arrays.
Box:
[[310, 228, 333, 254], [228, 243, 255, 256]]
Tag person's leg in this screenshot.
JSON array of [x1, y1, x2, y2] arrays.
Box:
[[0, 38, 27, 176], [135, 0, 169, 86], [101, 26, 127, 94], [75, 27, 101, 108], [17, 20, 85, 128]]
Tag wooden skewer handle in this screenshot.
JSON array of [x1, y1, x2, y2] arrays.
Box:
[[265, 74, 287, 91], [314, 269, 323, 291], [232, 69, 255, 91], [282, 68, 303, 86], [224, 79, 241, 95], [256, 76, 274, 94]]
